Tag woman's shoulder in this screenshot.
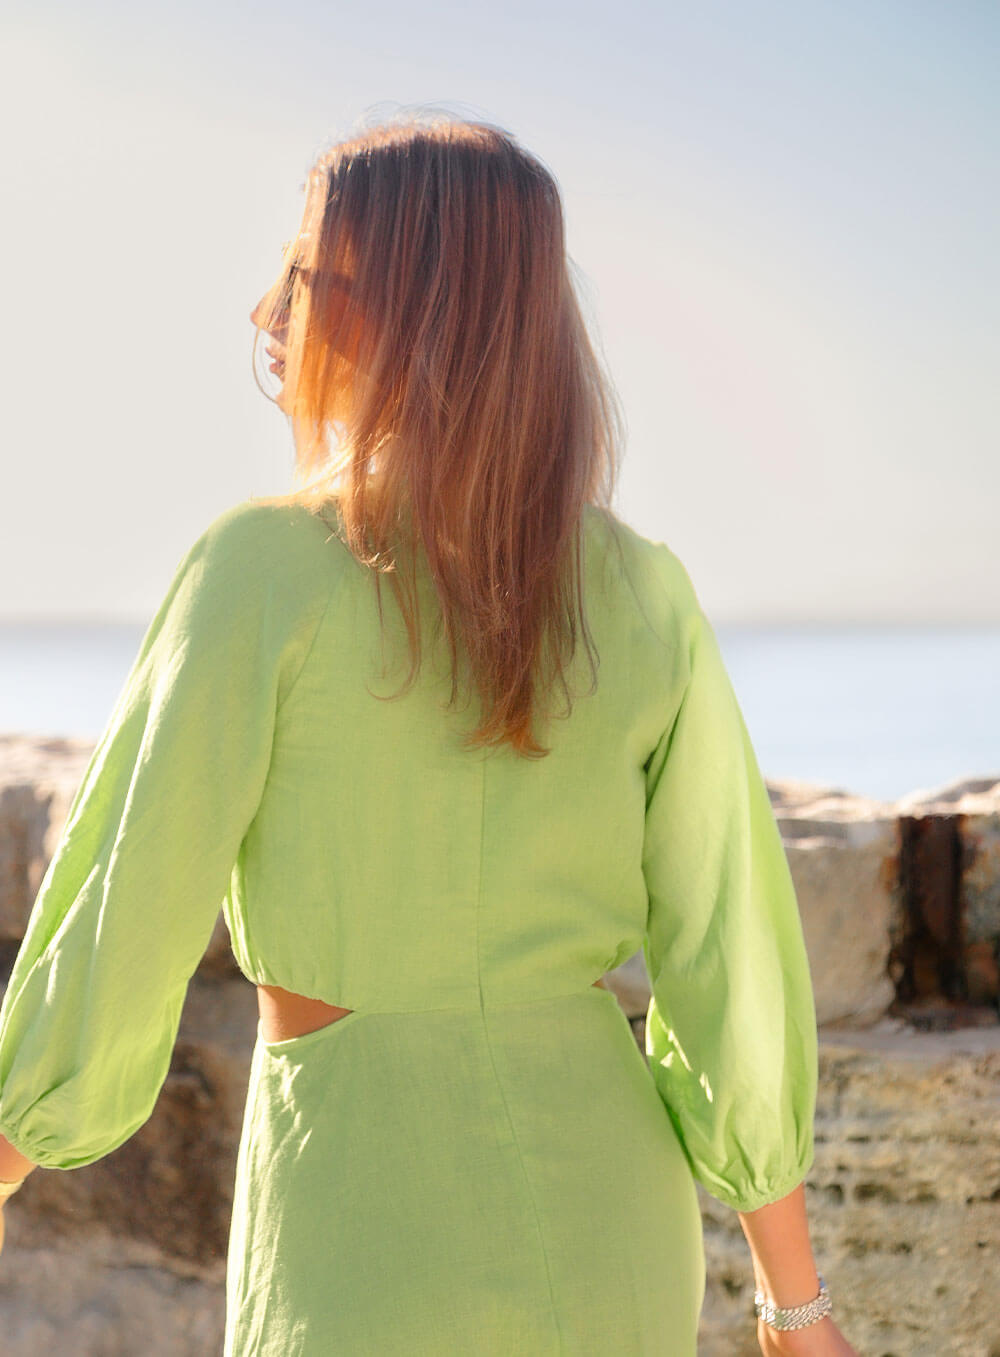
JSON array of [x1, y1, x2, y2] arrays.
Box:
[[177, 495, 356, 591], [159, 496, 353, 642], [192, 495, 341, 558], [583, 505, 703, 640]]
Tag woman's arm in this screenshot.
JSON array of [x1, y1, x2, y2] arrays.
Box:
[[738, 1180, 820, 1306], [739, 1183, 859, 1355], [0, 1133, 36, 1184], [0, 1132, 35, 1258], [0, 1131, 36, 1258], [0, 504, 333, 1174]]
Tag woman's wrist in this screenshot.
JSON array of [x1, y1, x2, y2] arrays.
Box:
[[755, 1272, 831, 1327], [754, 1267, 823, 1310]]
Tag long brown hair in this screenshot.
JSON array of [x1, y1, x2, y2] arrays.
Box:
[[251, 110, 626, 758]]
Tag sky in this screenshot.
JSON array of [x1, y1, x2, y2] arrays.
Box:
[[2, 0, 997, 625]]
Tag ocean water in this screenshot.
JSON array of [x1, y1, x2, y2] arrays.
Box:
[[0, 620, 997, 805]]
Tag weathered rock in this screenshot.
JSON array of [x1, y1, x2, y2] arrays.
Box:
[[895, 774, 1000, 932], [896, 774, 1000, 810], [697, 1017, 1000, 1357], [0, 1230, 225, 1356], [894, 776, 1000, 1010], [775, 786, 900, 1026], [0, 736, 92, 943]]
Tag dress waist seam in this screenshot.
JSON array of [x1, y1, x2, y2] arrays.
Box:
[[325, 987, 616, 1019]]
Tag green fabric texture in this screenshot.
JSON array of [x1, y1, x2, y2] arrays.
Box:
[[0, 498, 817, 1353]]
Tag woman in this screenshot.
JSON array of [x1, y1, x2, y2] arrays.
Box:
[[0, 113, 857, 1355]]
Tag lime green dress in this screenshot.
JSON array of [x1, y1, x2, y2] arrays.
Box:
[[0, 498, 817, 1355]]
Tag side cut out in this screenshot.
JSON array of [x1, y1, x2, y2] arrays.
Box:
[[257, 983, 355, 1045]]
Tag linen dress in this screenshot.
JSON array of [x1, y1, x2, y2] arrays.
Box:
[[0, 497, 818, 1356]]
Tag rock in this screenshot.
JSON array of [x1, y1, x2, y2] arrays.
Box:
[[892, 778, 1000, 1009], [696, 1017, 1000, 1357], [0, 1230, 225, 1356], [766, 777, 858, 809], [965, 939, 1000, 1006], [0, 735, 92, 943], [775, 789, 899, 1026], [895, 774, 1000, 810]]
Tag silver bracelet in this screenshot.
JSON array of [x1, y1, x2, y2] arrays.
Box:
[[754, 1274, 832, 1330]]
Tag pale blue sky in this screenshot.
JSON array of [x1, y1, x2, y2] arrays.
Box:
[[2, 0, 996, 623]]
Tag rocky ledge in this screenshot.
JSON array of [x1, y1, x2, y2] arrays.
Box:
[[0, 734, 997, 1356]]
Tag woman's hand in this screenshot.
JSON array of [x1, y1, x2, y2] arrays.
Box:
[[757, 1314, 859, 1355]]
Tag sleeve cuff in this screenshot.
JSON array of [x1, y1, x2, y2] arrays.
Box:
[[0, 1114, 48, 1172], [701, 1151, 815, 1213]]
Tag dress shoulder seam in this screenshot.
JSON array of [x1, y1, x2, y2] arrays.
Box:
[[276, 571, 344, 717]]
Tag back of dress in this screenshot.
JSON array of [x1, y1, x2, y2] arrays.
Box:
[[237, 499, 679, 1012], [0, 497, 818, 1357]]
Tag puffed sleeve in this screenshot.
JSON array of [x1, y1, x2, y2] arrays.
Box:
[[640, 547, 818, 1213], [0, 501, 329, 1169]]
